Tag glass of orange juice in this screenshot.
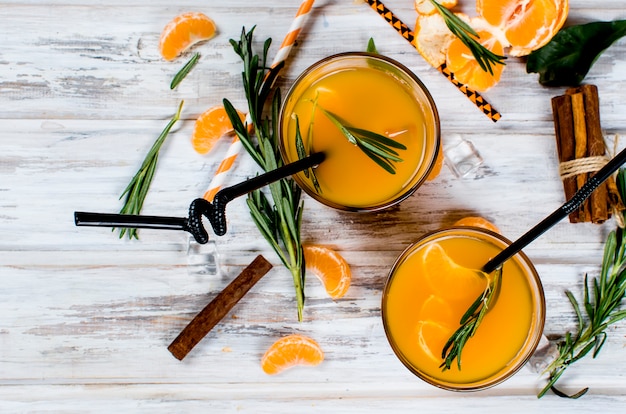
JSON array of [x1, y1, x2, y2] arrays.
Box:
[[382, 226, 545, 391], [279, 52, 440, 211]]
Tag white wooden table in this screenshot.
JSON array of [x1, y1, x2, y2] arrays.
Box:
[[2, 0, 626, 412]]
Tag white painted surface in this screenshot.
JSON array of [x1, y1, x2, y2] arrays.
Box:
[[1, 0, 626, 411]]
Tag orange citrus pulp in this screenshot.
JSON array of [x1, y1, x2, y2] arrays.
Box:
[[261, 334, 324, 375], [159, 12, 217, 61], [303, 244, 351, 299], [191, 106, 246, 155], [420, 242, 487, 301]]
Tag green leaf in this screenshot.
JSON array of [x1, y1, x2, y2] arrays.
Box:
[[316, 106, 405, 173], [170, 53, 200, 89], [357, 138, 403, 161], [346, 127, 407, 150], [366, 37, 378, 54], [116, 100, 183, 239], [429, 0, 505, 74], [565, 290, 584, 335], [356, 141, 396, 174], [527, 20, 626, 86]]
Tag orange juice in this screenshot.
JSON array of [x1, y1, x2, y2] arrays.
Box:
[[382, 227, 545, 390], [279, 53, 440, 211]]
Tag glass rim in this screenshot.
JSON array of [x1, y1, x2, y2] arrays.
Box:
[[381, 226, 546, 392], [278, 52, 441, 212]]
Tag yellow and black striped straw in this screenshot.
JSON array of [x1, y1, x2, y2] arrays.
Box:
[[365, 0, 501, 122]]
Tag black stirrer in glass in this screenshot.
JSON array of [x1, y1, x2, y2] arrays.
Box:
[[75, 152, 325, 244], [482, 146, 626, 274]]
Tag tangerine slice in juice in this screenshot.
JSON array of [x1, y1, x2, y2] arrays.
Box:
[[382, 227, 545, 391], [279, 53, 440, 211]]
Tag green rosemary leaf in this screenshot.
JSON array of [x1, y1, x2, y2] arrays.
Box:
[[357, 136, 401, 158], [294, 116, 322, 193], [429, 0, 506, 74], [294, 116, 310, 178], [319, 108, 357, 144], [281, 196, 299, 243], [170, 52, 200, 89], [346, 127, 407, 150], [593, 332, 607, 357], [565, 290, 584, 334], [461, 293, 484, 325], [223, 98, 265, 167], [357, 138, 402, 162], [356, 141, 396, 174], [316, 107, 405, 173], [246, 197, 288, 265], [116, 100, 184, 239]]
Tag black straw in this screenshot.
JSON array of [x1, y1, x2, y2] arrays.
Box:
[[75, 152, 325, 243], [482, 146, 626, 274]]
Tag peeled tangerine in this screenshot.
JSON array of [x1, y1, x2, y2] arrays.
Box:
[[476, 0, 569, 57], [414, 0, 569, 92], [446, 18, 506, 92]]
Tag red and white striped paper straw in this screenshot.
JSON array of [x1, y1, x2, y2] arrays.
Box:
[[203, 0, 315, 201]]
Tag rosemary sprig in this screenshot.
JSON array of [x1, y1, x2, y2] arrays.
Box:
[[170, 53, 200, 89], [317, 107, 406, 174], [223, 26, 308, 321], [440, 266, 502, 371], [538, 169, 626, 398], [117, 100, 184, 239], [295, 114, 322, 193], [429, 0, 506, 74]]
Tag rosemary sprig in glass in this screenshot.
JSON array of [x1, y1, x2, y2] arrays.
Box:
[[538, 169, 626, 398], [117, 100, 184, 239], [440, 266, 502, 370], [429, 0, 506, 74], [223, 26, 308, 321], [318, 106, 407, 174]]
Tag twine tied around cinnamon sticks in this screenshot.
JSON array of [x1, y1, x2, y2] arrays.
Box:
[[552, 84, 624, 224]]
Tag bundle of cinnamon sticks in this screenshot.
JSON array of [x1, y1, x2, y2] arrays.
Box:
[[552, 84, 622, 224]]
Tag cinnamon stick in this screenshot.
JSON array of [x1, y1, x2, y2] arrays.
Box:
[[168, 255, 273, 361], [567, 91, 591, 222], [577, 84, 609, 223], [552, 94, 580, 223]]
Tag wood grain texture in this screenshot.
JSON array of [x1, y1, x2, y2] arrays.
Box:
[[1, 0, 626, 412]]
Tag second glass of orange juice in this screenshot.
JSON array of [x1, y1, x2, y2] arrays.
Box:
[[382, 226, 545, 391], [279, 52, 440, 211]]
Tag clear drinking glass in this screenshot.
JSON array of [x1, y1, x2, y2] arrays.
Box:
[[279, 52, 440, 211], [382, 226, 546, 391]]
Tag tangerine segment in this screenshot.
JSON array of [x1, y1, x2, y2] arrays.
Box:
[[419, 294, 454, 323], [414, 0, 458, 16], [159, 12, 217, 61], [476, 0, 568, 56], [453, 217, 500, 234], [416, 320, 453, 363], [191, 106, 246, 155], [303, 244, 351, 299], [420, 243, 487, 302], [261, 334, 324, 375], [445, 24, 505, 92]]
